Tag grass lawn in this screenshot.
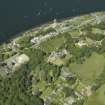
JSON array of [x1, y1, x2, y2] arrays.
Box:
[[39, 35, 65, 53], [84, 84, 105, 105], [48, 57, 65, 66], [70, 52, 105, 85], [69, 30, 81, 38]]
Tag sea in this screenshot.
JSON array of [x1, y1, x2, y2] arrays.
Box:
[[0, 0, 105, 42]]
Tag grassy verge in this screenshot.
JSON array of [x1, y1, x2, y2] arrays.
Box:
[[69, 52, 105, 85]]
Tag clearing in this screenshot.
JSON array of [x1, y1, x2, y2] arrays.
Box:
[[70, 52, 105, 85], [84, 84, 105, 105], [38, 35, 65, 53]]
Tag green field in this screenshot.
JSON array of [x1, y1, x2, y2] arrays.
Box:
[[39, 35, 65, 53], [84, 84, 105, 105], [70, 52, 105, 85]]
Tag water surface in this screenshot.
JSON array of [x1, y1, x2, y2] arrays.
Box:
[[0, 0, 105, 42]]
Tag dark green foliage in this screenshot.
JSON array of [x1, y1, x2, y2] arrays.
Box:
[[0, 65, 44, 105], [72, 99, 84, 105], [87, 31, 104, 41], [40, 63, 61, 82], [18, 36, 32, 49], [64, 32, 92, 64], [92, 67, 105, 91], [70, 46, 92, 64], [95, 22, 105, 30], [64, 33, 74, 51], [98, 38, 105, 53], [83, 24, 105, 41], [43, 27, 56, 35], [23, 48, 45, 70], [63, 87, 75, 97], [94, 33, 104, 41]]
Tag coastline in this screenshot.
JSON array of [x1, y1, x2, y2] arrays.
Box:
[[4, 11, 105, 44]]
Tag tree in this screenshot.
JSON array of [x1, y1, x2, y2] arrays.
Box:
[[0, 64, 44, 105], [23, 48, 45, 70], [92, 67, 105, 91]]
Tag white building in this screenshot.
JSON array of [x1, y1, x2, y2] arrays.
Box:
[[77, 40, 87, 47], [31, 37, 41, 44]]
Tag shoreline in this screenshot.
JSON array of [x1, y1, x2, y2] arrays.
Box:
[[3, 11, 104, 44]]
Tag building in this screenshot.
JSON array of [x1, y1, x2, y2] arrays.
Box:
[[0, 54, 30, 76]]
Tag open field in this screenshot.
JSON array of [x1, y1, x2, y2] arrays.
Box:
[[84, 84, 105, 105], [39, 35, 65, 53], [70, 52, 105, 85]]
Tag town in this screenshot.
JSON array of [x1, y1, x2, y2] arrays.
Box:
[[0, 11, 105, 105]]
